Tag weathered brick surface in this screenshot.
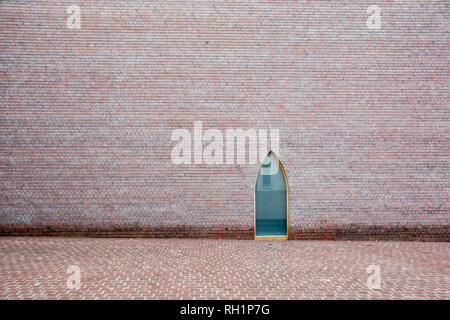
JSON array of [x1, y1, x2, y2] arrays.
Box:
[[0, 1, 448, 240]]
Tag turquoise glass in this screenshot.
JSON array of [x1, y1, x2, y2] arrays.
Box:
[[255, 152, 287, 237]]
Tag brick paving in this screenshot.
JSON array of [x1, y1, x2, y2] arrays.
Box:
[[0, 237, 448, 300]]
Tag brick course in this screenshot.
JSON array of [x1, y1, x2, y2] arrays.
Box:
[[0, 1, 448, 240]]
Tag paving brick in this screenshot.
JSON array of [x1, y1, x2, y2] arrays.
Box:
[[0, 237, 449, 300]]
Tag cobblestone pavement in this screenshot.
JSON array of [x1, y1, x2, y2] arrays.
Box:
[[0, 237, 448, 299]]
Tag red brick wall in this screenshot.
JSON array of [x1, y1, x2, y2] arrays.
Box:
[[1, 1, 448, 240]]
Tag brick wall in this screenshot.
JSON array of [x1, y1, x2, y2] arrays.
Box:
[[1, 1, 448, 240]]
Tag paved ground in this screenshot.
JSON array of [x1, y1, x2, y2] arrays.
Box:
[[0, 237, 448, 299]]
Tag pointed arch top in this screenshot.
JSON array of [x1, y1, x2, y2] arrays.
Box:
[[255, 150, 288, 191]]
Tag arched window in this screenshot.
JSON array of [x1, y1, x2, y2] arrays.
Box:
[[255, 151, 289, 240]]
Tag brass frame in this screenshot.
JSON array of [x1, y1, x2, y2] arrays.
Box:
[[254, 151, 289, 240]]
